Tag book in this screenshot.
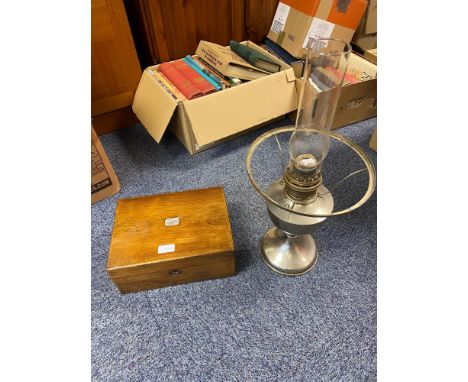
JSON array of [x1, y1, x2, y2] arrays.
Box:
[[193, 57, 231, 87], [172, 60, 216, 96], [325, 66, 360, 85], [262, 38, 305, 78], [195, 40, 269, 81], [159, 62, 202, 100], [194, 57, 241, 87], [229, 40, 281, 73], [149, 69, 187, 101], [183, 56, 223, 90], [146, 69, 177, 101], [318, 67, 341, 90]]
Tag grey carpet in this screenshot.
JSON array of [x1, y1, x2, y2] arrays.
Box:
[[92, 117, 377, 382]]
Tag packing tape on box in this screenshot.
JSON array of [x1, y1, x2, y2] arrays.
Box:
[[337, 0, 351, 13]]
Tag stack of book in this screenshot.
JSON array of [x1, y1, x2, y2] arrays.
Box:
[[148, 40, 282, 102]]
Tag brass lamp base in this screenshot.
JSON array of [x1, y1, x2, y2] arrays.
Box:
[[260, 227, 318, 276]]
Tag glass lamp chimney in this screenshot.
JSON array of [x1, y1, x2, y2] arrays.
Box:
[[285, 39, 351, 203]]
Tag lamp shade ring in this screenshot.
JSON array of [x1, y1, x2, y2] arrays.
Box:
[[246, 126, 376, 219]]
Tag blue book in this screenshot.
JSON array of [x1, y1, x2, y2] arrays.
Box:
[[262, 38, 304, 77], [183, 56, 222, 91]]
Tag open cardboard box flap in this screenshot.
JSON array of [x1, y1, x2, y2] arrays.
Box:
[[132, 70, 178, 143], [184, 69, 296, 147]]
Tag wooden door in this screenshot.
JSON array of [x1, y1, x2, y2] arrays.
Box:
[[127, 0, 246, 66], [245, 0, 279, 43], [92, 0, 142, 133]]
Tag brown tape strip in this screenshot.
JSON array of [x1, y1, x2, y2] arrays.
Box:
[[337, 0, 351, 13]]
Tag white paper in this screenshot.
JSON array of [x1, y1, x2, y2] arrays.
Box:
[[158, 244, 175, 254], [270, 2, 291, 34], [302, 18, 335, 48]]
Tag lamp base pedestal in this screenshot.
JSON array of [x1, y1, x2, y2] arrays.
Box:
[[260, 227, 318, 276]]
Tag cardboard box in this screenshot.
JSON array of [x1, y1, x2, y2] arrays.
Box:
[[91, 127, 120, 204], [290, 52, 377, 129], [333, 53, 377, 128], [365, 0, 377, 34], [353, 33, 377, 51], [364, 48, 377, 64], [132, 41, 297, 155], [352, 0, 377, 51], [107, 187, 235, 293], [267, 0, 368, 59]]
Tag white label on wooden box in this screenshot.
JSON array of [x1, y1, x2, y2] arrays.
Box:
[[164, 217, 180, 226], [158, 244, 175, 254]]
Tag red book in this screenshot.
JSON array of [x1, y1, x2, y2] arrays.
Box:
[[159, 62, 202, 100], [172, 60, 216, 96]]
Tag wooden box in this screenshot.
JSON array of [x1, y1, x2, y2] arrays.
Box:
[[107, 187, 235, 293]]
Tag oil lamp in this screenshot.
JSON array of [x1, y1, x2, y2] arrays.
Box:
[[246, 39, 376, 275]]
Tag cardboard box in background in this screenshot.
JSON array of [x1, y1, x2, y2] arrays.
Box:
[[365, 0, 376, 34], [267, 0, 368, 59], [132, 41, 297, 155], [353, 34, 377, 51], [364, 48, 377, 64], [333, 53, 377, 128], [91, 127, 121, 204], [290, 52, 377, 129], [352, 0, 377, 51]]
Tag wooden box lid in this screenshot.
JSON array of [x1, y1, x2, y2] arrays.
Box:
[[107, 187, 235, 292]]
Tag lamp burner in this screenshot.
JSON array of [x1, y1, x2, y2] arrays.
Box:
[[284, 154, 323, 203]]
